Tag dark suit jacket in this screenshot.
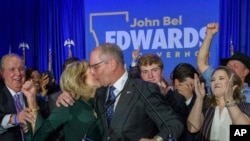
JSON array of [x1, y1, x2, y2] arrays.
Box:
[[96, 78, 184, 141], [0, 86, 50, 141]]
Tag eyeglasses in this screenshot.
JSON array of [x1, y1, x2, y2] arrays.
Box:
[[89, 61, 105, 71]]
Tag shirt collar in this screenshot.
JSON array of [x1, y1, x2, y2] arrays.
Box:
[[112, 71, 128, 92]]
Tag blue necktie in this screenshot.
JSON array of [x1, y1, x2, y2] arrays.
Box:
[[106, 86, 116, 127], [14, 94, 23, 113], [14, 93, 25, 141]]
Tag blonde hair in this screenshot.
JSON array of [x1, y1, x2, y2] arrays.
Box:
[[60, 60, 96, 101]]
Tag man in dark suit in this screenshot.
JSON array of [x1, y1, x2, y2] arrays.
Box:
[[57, 43, 184, 141], [90, 43, 184, 140], [0, 53, 49, 141]]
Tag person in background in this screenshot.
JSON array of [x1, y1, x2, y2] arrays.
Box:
[[0, 53, 49, 141], [197, 22, 250, 102], [25, 68, 50, 102], [171, 62, 201, 141], [57, 43, 184, 141], [134, 54, 189, 141], [24, 60, 103, 141], [187, 66, 250, 141], [62, 57, 81, 71]]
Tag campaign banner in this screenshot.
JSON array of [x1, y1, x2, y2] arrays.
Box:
[[84, 0, 220, 80]]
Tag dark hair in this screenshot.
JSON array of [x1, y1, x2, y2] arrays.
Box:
[[25, 68, 39, 81], [62, 57, 80, 71], [172, 63, 198, 84]]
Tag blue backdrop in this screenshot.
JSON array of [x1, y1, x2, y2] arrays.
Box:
[[0, 0, 249, 83], [84, 0, 219, 79]]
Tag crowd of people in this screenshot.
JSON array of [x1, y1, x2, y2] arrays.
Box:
[[0, 22, 250, 141]]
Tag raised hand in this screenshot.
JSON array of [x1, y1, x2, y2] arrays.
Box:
[[194, 73, 205, 100], [224, 74, 237, 102], [206, 23, 219, 36], [157, 79, 171, 96], [40, 73, 49, 95], [21, 81, 36, 100], [132, 46, 141, 61]]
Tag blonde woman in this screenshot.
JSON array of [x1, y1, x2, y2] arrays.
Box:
[[22, 60, 103, 141], [187, 66, 250, 141]]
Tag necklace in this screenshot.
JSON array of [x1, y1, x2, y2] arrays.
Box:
[[81, 98, 97, 118]]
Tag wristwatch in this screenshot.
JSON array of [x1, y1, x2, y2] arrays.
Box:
[[154, 136, 164, 141]]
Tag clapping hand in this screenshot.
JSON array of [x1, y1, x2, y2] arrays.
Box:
[[194, 73, 205, 100], [224, 74, 237, 102]]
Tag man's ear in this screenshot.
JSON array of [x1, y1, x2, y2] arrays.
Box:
[[110, 58, 117, 71], [244, 68, 249, 78], [173, 78, 180, 86]]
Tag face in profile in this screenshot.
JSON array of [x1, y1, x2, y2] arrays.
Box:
[[86, 68, 101, 88], [211, 69, 230, 97]]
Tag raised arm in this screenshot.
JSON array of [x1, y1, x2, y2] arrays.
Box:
[[224, 74, 250, 124], [197, 23, 219, 73], [187, 74, 205, 133], [21, 81, 39, 133]]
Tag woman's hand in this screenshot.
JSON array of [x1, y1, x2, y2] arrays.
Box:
[[194, 74, 205, 100], [40, 73, 49, 95], [224, 74, 237, 102]]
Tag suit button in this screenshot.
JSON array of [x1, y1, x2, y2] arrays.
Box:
[[107, 136, 110, 140]]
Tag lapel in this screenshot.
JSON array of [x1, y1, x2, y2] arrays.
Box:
[[2, 87, 17, 113]]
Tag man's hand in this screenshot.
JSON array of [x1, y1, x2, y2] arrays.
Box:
[[56, 91, 75, 107], [16, 108, 35, 125]]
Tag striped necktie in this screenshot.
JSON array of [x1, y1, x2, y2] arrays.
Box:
[[14, 93, 23, 113], [14, 93, 25, 141], [106, 86, 116, 127]]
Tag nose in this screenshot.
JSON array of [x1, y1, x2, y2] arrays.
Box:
[[147, 71, 153, 79], [90, 68, 95, 75]]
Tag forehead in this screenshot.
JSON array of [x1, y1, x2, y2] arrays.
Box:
[[227, 60, 245, 67], [89, 49, 101, 63], [3, 56, 24, 67], [32, 70, 40, 75], [140, 64, 161, 70], [213, 69, 227, 77]]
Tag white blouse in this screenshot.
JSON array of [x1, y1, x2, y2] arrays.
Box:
[[210, 106, 232, 141]]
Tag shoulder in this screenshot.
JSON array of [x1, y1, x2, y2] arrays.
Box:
[[239, 102, 250, 117], [0, 87, 10, 103]]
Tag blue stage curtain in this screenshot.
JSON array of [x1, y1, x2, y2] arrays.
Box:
[[0, 0, 85, 82], [37, 0, 86, 81], [0, 0, 249, 81], [220, 0, 250, 58], [239, 0, 250, 54]]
